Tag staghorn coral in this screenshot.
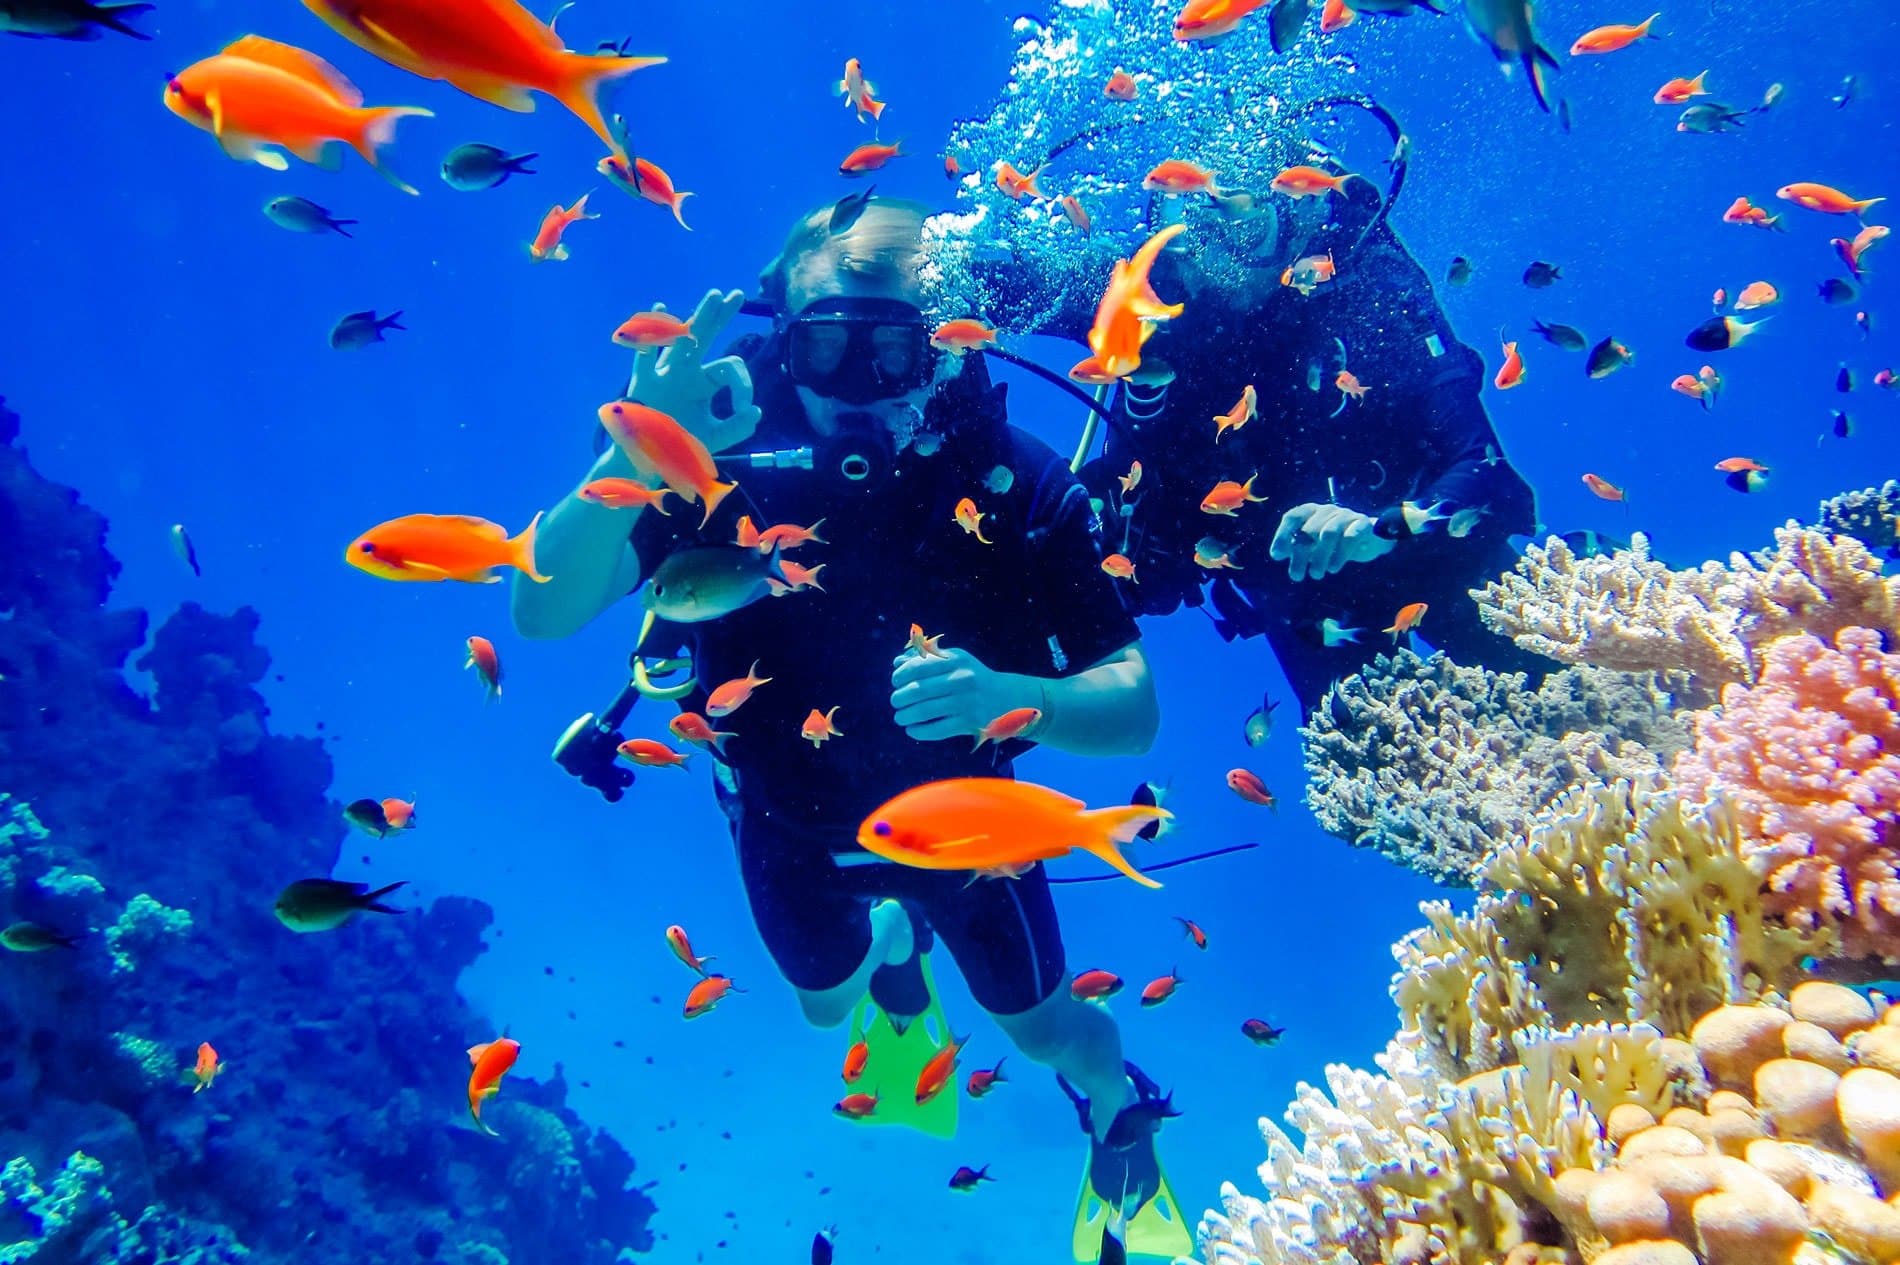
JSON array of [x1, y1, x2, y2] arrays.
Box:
[[104, 892, 192, 974], [1473, 526, 1900, 687], [0, 1150, 248, 1264], [1674, 628, 1900, 964], [1303, 653, 1694, 885], [1815, 481, 1900, 555]]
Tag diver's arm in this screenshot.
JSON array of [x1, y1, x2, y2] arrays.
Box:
[[509, 446, 645, 641], [1027, 642, 1158, 756], [1372, 356, 1536, 543]]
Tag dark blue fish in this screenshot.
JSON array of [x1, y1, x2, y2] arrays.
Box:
[[329, 310, 405, 351], [829, 185, 877, 235], [1, 0, 152, 39], [811, 1228, 835, 1265]]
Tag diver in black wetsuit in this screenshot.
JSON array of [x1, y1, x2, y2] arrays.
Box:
[[513, 199, 1185, 1265]]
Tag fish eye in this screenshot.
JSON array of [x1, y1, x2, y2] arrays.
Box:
[[358, 542, 376, 553], [873, 821, 892, 838]]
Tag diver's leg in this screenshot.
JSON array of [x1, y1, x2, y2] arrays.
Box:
[[792, 896, 915, 1029]]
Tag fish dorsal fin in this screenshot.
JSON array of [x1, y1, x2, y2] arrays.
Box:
[[222, 36, 363, 107], [468, 1042, 492, 1064], [425, 514, 509, 536]]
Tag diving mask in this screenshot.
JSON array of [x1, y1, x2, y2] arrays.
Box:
[[784, 297, 940, 405]]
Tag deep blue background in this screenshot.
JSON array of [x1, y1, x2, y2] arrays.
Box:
[[2, 1, 1895, 1260]]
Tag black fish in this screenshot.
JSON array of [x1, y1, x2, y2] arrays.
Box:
[[441, 143, 538, 191], [829, 185, 877, 235], [1585, 335, 1633, 379], [273, 879, 408, 932], [1445, 256, 1472, 287], [1685, 315, 1766, 352], [1831, 411, 1855, 440], [1838, 365, 1856, 394], [811, 1228, 835, 1265], [1819, 278, 1858, 306], [1522, 260, 1561, 288], [1725, 468, 1768, 494], [329, 310, 405, 351], [1530, 319, 1586, 350], [1241, 1018, 1285, 1046], [1560, 529, 1629, 558], [948, 1164, 994, 1192], [1267, 0, 1313, 51], [1, 0, 152, 39]]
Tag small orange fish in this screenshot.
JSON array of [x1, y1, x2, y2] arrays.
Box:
[[684, 973, 740, 1018], [529, 192, 597, 262], [1319, 0, 1355, 32], [618, 737, 691, 768], [1069, 354, 1121, 386], [467, 1036, 521, 1137], [1101, 553, 1138, 582], [932, 320, 999, 353], [1384, 601, 1429, 642], [1653, 69, 1709, 104], [380, 797, 418, 831], [1059, 195, 1092, 234], [908, 624, 948, 658], [1104, 70, 1137, 100], [1214, 385, 1257, 440], [1570, 12, 1660, 54], [966, 1058, 1008, 1098], [1226, 768, 1276, 808], [974, 707, 1042, 750], [192, 1041, 224, 1093], [1735, 281, 1779, 311], [1201, 474, 1268, 516], [706, 661, 771, 717], [755, 519, 827, 551], [1721, 196, 1783, 231], [995, 160, 1045, 201], [1776, 182, 1884, 217], [669, 711, 736, 754], [1143, 159, 1218, 195], [466, 635, 503, 699], [834, 1089, 880, 1118], [1173, 0, 1272, 42], [838, 57, 873, 105], [944, 154, 962, 181], [666, 924, 716, 974], [1335, 370, 1369, 403], [1581, 473, 1626, 502], [849, 87, 885, 123], [1269, 165, 1366, 198], [1714, 457, 1768, 473], [348, 513, 547, 584], [734, 516, 761, 548], [580, 478, 673, 513], [1176, 916, 1208, 951], [598, 400, 737, 527], [1071, 969, 1123, 1001], [598, 153, 694, 230], [1140, 969, 1182, 1008], [915, 1033, 969, 1106], [768, 559, 828, 596], [954, 497, 993, 544], [1119, 462, 1143, 496], [1671, 375, 1714, 409], [1712, 286, 1727, 310], [1494, 338, 1525, 390], [842, 1040, 869, 1083], [839, 140, 903, 176], [612, 310, 695, 349], [1088, 224, 1187, 378], [802, 706, 843, 748]]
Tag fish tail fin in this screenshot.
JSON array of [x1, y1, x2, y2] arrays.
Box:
[[508, 152, 541, 175], [1640, 11, 1661, 36], [1526, 44, 1559, 112], [1077, 806, 1170, 888], [329, 218, 358, 238], [513, 512, 552, 583], [551, 49, 668, 154], [472, 1108, 501, 1139], [95, 2, 155, 38], [350, 105, 434, 195], [668, 189, 695, 231], [699, 480, 738, 526], [1855, 196, 1886, 217], [380, 311, 406, 333], [362, 881, 409, 915]]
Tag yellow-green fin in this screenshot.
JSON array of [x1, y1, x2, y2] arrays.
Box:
[[840, 953, 958, 1139], [1072, 1156, 1192, 1261]]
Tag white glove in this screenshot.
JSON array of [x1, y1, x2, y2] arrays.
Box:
[[888, 647, 1034, 744], [1269, 503, 1396, 582], [624, 288, 763, 455]]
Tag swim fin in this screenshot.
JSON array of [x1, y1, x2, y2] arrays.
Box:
[[1072, 1161, 1191, 1262], [841, 951, 959, 1139]]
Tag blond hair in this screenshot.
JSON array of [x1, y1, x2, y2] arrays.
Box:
[[759, 198, 931, 315]]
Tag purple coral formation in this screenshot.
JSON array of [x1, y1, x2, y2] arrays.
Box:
[[0, 398, 656, 1263]]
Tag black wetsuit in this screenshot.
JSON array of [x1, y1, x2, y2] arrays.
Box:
[[1074, 220, 1547, 712], [630, 348, 1139, 1015]]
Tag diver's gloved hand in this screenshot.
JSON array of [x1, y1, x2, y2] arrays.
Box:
[[1269, 503, 1397, 582], [888, 648, 1038, 745], [624, 288, 762, 455]]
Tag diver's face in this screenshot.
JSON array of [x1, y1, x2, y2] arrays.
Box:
[[784, 272, 947, 437]]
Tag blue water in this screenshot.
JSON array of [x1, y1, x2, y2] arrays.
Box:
[[2, 0, 1895, 1260]]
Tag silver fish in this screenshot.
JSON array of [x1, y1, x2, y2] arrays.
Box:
[[1243, 695, 1280, 747], [264, 196, 356, 237], [642, 545, 789, 622], [329, 310, 405, 351], [441, 143, 538, 191], [1319, 617, 1363, 647], [169, 524, 200, 577], [1677, 102, 1749, 133]]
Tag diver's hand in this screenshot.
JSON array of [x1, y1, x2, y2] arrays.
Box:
[[624, 288, 762, 455], [1269, 503, 1396, 582], [889, 648, 1036, 744]]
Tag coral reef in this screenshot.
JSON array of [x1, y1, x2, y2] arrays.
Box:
[[0, 398, 655, 1263], [1815, 481, 1900, 554], [1472, 526, 1900, 687], [1301, 652, 1695, 885]]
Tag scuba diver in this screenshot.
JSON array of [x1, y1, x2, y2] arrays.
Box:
[[512, 199, 1191, 1265]]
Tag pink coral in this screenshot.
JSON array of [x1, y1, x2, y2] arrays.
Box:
[[1674, 628, 1900, 960]]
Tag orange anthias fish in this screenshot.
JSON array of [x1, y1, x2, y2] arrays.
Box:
[[915, 1033, 969, 1106], [618, 737, 690, 768], [467, 1035, 521, 1137], [684, 973, 740, 1018], [1087, 223, 1187, 379], [1101, 554, 1138, 582], [836, 57, 883, 121], [1735, 281, 1779, 311], [995, 161, 1046, 201], [666, 923, 715, 974], [1214, 385, 1256, 441], [1071, 968, 1124, 1001], [835, 1089, 879, 1118], [768, 559, 827, 596], [1069, 354, 1120, 386], [1140, 970, 1182, 1008], [1714, 457, 1769, 474], [1143, 159, 1218, 195], [164, 36, 434, 193], [597, 400, 737, 526], [381, 797, 418, 831], [944, 154, 962, 181], [1582, 473, 1626, 502], [1384, 601, 1429, 642], [1653, 69, 1709, 104], [669, 711, 735, 754], [756, 520, 827, 551], [1119, 462, 1143, 496], [612, 310, 695, 349], [1336, 371, 1369, 404], [1176, 916, 1208, 950], [966, 1058, 1007, 1098], [706, 661, 771, 717], [1320, 0, 1356, 32], [579, 478, 673, 513], [842, 1040, 869, 1083], [348, 513, 547, 584], [908, 624, 948, 658], [192, 1042, 224, 1093], [1269, 165, 1367, 199], [529, 192, 596, 261], [1104, 70, 1137, 100], [840, 140, 903, 176], [974, 707, 1042, 750], [1722, 196, 1784, 232], [932, 320, 1000, 353], [1059, 195, 1092, 234], [802, 706, 843, 748], [1671, 375, 1714, 410], [955, 497, 993, 544], [466, 635, 503, 699], [1201, 474, 1268, 516], [1226, 768, 1275, 808], [1776, 182, 1885, 217], [599, 153, 695, 230], [1494, 338, 1526, 389], [1569, 12, 1660, 54], [858, 778, 1171, 889], [1172, 0, 1271, 42], [299, 0, 663, 154]]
